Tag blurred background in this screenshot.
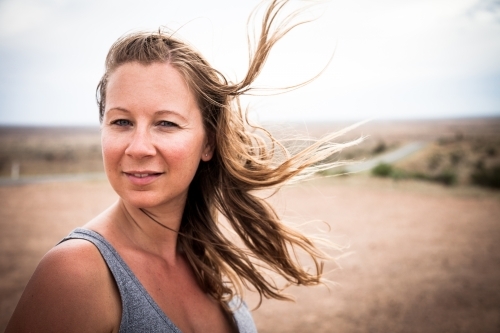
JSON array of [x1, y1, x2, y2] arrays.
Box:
[[1, 0, 499, 125], [1, 0, 499, 332]]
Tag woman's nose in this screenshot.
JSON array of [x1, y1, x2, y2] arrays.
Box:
[[125, 128, 156, 159]]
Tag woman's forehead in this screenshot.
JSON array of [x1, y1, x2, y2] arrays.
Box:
[[105, 62, 200, 116]]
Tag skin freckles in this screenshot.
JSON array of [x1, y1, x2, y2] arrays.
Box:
[[101, 62, 214, 213]]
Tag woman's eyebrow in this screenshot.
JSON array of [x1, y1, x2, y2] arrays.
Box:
[[107, 107, 130, 113], [107, 108, 185, 119], [155, 110, 187, 121]]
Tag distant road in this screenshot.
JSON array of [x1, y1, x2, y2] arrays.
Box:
[[0, 172, 107, 187], [345, 141, 428, 173]]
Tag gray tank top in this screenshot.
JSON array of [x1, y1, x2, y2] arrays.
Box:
[[58, 228, 257, 333]]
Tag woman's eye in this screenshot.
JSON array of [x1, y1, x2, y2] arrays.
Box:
[[158, 121, 177, 127], [112, 119, 131, 126]]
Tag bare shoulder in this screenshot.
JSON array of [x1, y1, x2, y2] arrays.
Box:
[[5, 239, 121, 333]]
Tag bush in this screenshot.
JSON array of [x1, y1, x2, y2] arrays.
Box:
[[471, 165, 500, 189], [449, 151, 463, 166], [391, 168, 409, 180], [432, 170, 457, 186], [412, 172, 429, 181], [372, 163, 393, 177], [427, 153, 442, 170], [486, 147, 497, 157], [370, 163, 459, 186], [372, 141, 387, 155]]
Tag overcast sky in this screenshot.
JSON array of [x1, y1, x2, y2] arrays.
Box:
[[0, 0, 499, 126]]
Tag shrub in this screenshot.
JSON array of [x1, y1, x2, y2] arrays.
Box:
[[486, 147, 497, 157], [372, 141, 387, 154], [471, 165, 500, 189], [412, 172, 429, 181], [427, 154, 442, 170], [372, 163, 393, 177], [449, 151, 463, 166], [475, 159, 485, 170], [432, 170, 457, 186], [369, 163, 459, 186], [391, 169, 409, 180]]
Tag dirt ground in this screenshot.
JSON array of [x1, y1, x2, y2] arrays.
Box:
[[1, 175, 499, 332]]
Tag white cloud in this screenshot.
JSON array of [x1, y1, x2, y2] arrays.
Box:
[[0, 0, 52, 38]]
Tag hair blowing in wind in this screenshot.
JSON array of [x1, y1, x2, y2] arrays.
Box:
[[96, 0, 362, 308]]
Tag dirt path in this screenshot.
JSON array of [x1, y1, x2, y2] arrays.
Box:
[[345, 141, 427, 173], [1, 177, 499, 332]]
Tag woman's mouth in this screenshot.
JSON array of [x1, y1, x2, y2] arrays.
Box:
[[132, 173, 156, 178], [124, 171, 163, 185]]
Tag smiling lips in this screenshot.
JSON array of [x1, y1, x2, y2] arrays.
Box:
[[124, 171, 163, 186], [132, 173, 155, 178]]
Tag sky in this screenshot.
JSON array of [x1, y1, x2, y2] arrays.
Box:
[[0, 0, 499, 126]]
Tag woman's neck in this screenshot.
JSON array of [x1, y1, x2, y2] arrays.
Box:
[[87, 199, 184, 261]]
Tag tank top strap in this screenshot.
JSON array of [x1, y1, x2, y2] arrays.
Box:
[[58, 228, 257, 333], [58, 228, 182, 333], [228, 296, 258, 333]]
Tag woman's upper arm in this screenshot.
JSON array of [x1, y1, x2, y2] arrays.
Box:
[[5, 239, 121, 333]]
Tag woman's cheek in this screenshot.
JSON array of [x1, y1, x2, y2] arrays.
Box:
[[166, 140, 203, 169], [101, 133, 123, 170]]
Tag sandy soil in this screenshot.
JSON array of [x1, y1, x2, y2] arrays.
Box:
[[1, 176, 499, 332]]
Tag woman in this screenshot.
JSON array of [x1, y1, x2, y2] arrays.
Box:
[[6, 1, 359, 332]]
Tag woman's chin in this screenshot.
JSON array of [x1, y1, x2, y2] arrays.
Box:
[[122, 198, 163, 210], [118, 192, 186, 212]]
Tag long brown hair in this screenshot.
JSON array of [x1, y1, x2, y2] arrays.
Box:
[[97, 0, 361, 306]]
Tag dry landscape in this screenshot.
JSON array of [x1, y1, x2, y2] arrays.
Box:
[[1, 118, 499, 332]]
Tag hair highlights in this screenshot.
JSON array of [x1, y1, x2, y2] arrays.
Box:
[[97, 0, 361, 307]]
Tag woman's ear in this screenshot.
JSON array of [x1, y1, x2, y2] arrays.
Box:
[[201, 134, 215, 162]]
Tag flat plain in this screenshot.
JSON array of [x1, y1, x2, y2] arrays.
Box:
[[1, 118, 499, 332]]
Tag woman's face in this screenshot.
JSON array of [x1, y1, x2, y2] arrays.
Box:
[[101, 62, 212, 211]]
